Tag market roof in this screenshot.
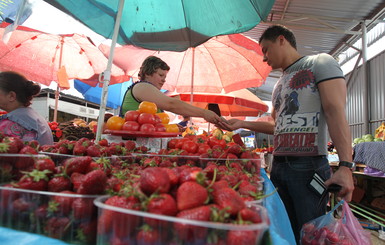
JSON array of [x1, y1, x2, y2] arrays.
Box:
[[244, 0, 385, 101]]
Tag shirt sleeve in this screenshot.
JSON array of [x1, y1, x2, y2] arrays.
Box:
[[314, 53, 345, 84]]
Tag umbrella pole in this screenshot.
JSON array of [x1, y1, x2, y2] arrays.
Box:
[[53, 37, 65, 122], [95, 0, 125, 142], [190, 47, 195, 105]]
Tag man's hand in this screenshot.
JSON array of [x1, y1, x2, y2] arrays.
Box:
[[217, 118, 243, 131], [324, 167, 354, 202]]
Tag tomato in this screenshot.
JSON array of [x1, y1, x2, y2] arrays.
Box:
[[106, 116, 125, 130], [138, 101, 157, 114], [124, 110, 140, 122], [122, 121, 140, 131], [153, 114, 162, 124], [182, 141, 198, 153], [165, 124, 179, 133], [140, 123, 156, 132], [137, 113, 155, 125], [156, 112, 170, 124], [155, 123, 166, 132]]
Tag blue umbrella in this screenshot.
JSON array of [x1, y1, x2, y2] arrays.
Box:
[[74, 79, 132, 109]]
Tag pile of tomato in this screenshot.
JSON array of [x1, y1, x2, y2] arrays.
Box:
[[106, 101, 180, 133]]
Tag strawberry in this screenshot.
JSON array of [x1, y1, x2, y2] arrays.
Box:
[[0, 184, 18, 211], [34, 157, 56, 173], [124, 140, 136, 151], [98, 138, 109, 147], [0, 142, 16, 154], [86, 145, 102, 157], [176, 181, 208, 211], [147, 193, 177, 216], [45, 217, 71, 239], [77, 219, 97, 244], [4, 137, 24, 152], [14, 148, 37, 170], [77, 170, 107, 194], [145, 193, 177, 227], [227, 144, 243, 156], [174, 205, 211, 242], [238, 181, 258, 197], [161, 167, 179, 187], [178, 167, 203, 184], [27, 140, 40, 150], [34, 204, 48, 222], [227, 230, 258, 245], [50, 190, 76, 216], [210, 180, 229, 192], [18, 145, 38, 154], [99, 195, 141, 237], [12, 197, 32, 213], [70, 172, 85, 192], [0, 162, 13, 182], [137, 225, 160, 245], [212, 187, 245, 215], [220, 173, 238, 187], [72, 197, 97, 221], [48, 176, 72, 192], [237, 208, 262, 224], [16, 169, 50, 191], [63, 156, 92, 175], [140, 167, 170, 196]]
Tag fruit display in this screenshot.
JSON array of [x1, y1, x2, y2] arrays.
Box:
[[107, 101, 180, 134], [353, 133, 382, 146], [375, 122, 385, 140], [39, 137, 148, 158], [0, 129, 269, 244]]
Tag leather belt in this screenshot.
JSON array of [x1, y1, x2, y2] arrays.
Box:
[[274, 155, 326, 162]]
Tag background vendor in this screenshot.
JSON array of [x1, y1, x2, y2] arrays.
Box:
[[0, 71, 54, 145]]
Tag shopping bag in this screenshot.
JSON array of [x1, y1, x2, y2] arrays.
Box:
[[300, 200, 372, 245]]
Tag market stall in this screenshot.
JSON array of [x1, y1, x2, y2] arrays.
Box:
[[0, 169, 295, 245]]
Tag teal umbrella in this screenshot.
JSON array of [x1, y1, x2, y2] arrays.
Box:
[[42, 0, 275, 52]]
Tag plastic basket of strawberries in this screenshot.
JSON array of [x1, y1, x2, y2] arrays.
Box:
[[94, 166, 271, 245]]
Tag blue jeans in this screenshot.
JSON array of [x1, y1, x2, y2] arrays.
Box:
[[270, 156, 331, 244]]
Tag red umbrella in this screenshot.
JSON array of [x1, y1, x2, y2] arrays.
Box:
[[99, 33, 272, 94], [0, 23, 129, 87], [166, 89, 268, 117], [0, 23, 129, 121]]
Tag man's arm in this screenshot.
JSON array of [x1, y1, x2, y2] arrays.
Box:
[[319, 78, 354, 201], [217, 109, 276, 135]]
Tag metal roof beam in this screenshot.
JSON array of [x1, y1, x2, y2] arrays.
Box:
[[270, 10, 363, 23], [262, 20, 362, 35]]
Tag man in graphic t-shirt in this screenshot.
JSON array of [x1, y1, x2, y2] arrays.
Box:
[[218, 25, 354, 243]]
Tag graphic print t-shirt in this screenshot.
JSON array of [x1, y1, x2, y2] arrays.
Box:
[[272, 53, 344, 156]]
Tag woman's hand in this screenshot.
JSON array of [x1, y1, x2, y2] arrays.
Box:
[[203, 110, 221, 124], [217, 118, 243, 131]]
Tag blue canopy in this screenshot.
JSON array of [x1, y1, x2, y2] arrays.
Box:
[[74, 79, 132, 109]]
